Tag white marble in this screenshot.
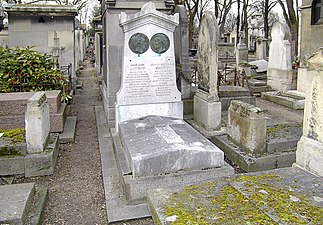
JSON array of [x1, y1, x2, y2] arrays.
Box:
[[115, 2, 182, 131]]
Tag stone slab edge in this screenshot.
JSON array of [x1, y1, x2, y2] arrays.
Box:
[[95, 106, 151, 223], [25, 187, 48, 225], [212, 134, 296, 172], [59, 116, 77, 143]]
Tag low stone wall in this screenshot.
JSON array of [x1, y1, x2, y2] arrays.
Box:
[[0, 90, 68, 132], [228, 100, 267, 155]]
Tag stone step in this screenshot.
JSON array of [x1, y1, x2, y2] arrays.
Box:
[[148, 167, 323, 225], [0, 183, 48, 225], [111, 128, 132, 176], [211, 134, 296, 172], [261, 91, 305, 110], [59, 116, 77, 143], [219, 85, 251, 97], [248, 78, 267, 87], [266, 123, 302, 153]]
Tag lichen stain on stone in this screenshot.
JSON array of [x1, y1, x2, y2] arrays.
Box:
[[164, 174, 323, 224]]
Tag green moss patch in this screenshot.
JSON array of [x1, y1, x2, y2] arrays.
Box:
[[164, 174, 323, 224], [0, 128, 25, 143]]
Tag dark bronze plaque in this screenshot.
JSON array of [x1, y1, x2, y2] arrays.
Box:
[[128, 33, 149, 54], [150, 33, 170, 54]]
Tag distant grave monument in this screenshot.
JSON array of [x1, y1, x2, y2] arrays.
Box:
[[267, 22, 295, 91], [194, 11, 221, 130], [295, 48, 323, 177], [115, 1, 183, 131]]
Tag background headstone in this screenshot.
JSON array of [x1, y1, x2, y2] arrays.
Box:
[[194, 11, 221, 130], [267, 22, 294, 91], [115, 2, 183, 131]]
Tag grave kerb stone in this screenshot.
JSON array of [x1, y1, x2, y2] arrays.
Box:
[[25, 92, 50, 154]]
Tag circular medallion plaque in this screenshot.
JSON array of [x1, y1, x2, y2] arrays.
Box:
[[150, 33, 170, 54], [128, 33, 149, 54]]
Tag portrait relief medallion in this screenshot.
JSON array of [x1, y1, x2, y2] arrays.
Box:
[[128, 33, 149, 54], [150, 33, 170, 54]]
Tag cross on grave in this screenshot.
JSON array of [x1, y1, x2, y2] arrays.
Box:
[[314, 0, 323, 23]]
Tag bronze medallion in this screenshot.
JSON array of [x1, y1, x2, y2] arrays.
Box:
[[128, 33, 149, 54], [150, 33, 170, 54]]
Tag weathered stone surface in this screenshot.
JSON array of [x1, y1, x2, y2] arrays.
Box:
[[148, 167, 323, 224], [0, 183, 35, 225], [194, 89, 221, 130], [0, 156, 25, 176], [296, 63, 323, 177], [24, 134, 59, 177], [261, 91, 305, 110], [25, 92, 50, 154], [197, 11, 219, 96], [119, 116, 224, 178], [228, 100, 267, 155], [115, 2, 183, 130], [267, 22, 293, 91]]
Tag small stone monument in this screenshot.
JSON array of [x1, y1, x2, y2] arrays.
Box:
[[295, 48, 323, 177], [256, 37, 267, 60], [236, 33, 249, 66], [267, 22, 293, 91], [115, 1, 183, 131], [25, 92, 50, 154], [194, 11, 221, 130]]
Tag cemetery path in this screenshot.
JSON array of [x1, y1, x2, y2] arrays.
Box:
[[39, 60, 108, 224]]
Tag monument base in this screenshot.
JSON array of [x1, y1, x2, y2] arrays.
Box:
[[295, 136, 323, 177], [267, 68, 296, 91], [115, 102, 183, 132], [194, 89, 221, 130]]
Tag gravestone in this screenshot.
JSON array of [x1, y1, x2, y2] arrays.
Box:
[[25, 92, 50, 154], [256, 37, 267, 60], [100, 0, 174, 128], [267, 22, 294, 91], [115, 2, 183, 131], [296, 48, 323, 177], [236, 41, 249, 66], [194, 11, 221, 130]]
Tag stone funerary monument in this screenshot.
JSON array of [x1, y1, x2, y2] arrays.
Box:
[[101, 2, 233, 222], [115, 1, 183, 130]]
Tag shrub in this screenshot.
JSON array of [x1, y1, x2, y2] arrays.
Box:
[[0, 46, 68, 94]]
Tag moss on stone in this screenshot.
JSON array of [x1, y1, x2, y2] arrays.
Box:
[[0, 128, 25, 143], [164, 174, 323, 224], [0, 147, 23, 158]]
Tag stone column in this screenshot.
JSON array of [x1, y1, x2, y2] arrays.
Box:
[[194, 11, 221, 130], [25, 92, 50, 154], [295, 48, 323, 177]]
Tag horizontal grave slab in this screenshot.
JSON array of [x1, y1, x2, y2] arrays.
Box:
[[118, 116, 224, 178]]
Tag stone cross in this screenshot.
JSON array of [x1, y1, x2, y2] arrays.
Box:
[[25, 92, 50, 154]]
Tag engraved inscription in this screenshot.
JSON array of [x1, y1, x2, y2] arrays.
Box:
[[150, 33, 170, 54], [123, 58, 176, 101], [129, 33, 149, 54]]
